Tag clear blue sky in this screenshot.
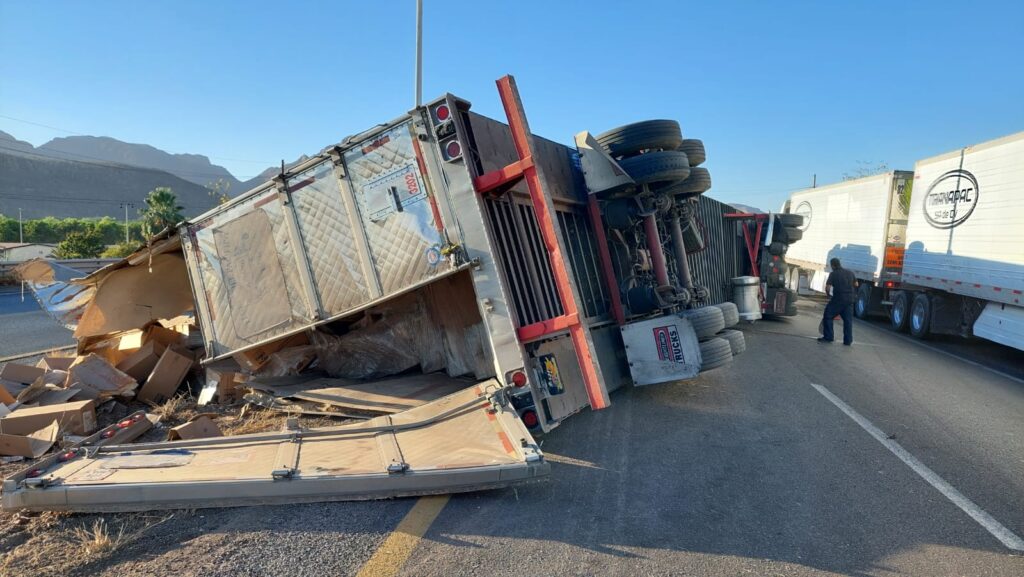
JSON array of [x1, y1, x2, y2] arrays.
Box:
[[2, 1, 1022, 210]]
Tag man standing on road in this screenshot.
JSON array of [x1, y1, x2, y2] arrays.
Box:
[[819, 257, 857, 345]]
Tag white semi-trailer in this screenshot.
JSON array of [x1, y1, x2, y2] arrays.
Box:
[[889, 132, 1024, 350], [784, 132, 1024, 352], [783, 170, 913, 318]]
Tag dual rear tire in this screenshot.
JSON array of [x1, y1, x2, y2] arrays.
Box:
[[889, 290, 931, 339]]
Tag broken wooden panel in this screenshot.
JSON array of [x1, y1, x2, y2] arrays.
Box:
[[1, 383, 547, 512]]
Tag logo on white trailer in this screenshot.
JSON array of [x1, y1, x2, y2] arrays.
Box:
[[923, 169, 979, 229]]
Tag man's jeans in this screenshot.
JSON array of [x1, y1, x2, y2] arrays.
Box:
[[822, 298, 854, 344]]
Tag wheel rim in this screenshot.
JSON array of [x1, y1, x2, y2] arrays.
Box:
[[856, 295, 866, 316], [893, 299, 904, 326], [912, 300, 925, 332]]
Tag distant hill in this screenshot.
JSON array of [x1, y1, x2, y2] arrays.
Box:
[[0, 129, 316, 219], [0, 134, 217, 219], [39, 135, 245, 191]]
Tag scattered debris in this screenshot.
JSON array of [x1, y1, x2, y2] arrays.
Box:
[[166, 415, 221, 441]]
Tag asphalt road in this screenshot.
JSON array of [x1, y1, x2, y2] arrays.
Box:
[[0, 287, 75, 359], [6, 300, 1024, 576]]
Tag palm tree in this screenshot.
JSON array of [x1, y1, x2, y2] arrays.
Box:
[[140, 187, 184, 236]]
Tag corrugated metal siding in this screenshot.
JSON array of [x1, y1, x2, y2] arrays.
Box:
[[687, 196, 741, 306]]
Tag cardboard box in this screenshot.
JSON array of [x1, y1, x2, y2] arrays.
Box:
[[0, 400, 97, 436], [233, 333, 308, 372], [167, 415, 222, 441], [115, 340, 167, 382], [36, 356, 75, 371], [67, 354, 138, 396], [0, 363, 45, 385], [144, 325, 187, 348], [138, 347, 194, 404], [0, 420, 59, 458], [0, 383, 15, 406]]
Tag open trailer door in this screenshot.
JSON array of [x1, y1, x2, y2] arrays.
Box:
[[2, 382, 547, 512]]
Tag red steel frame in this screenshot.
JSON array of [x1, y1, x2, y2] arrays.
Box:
[[586, 197, 626, 325], [724, 212, 768, 303], [472, 75, 610, 410]]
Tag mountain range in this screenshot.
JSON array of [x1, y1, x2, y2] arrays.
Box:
[[0, 130, 294, 220]]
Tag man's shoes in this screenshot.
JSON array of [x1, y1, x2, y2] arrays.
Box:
[[817, 338, 833, 344], [843, 342, 852, 346]]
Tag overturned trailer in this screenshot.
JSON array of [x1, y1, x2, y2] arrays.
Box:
[[4, 76, 749, 511]]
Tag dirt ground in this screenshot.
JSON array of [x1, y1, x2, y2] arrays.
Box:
[[0, 392, 344, 577]]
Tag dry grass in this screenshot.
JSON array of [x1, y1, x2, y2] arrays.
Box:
[[71, 519, 127, 556], [70, 514, 174, 558], [153, 394, 197, 423], [219, 404, 286, 436]]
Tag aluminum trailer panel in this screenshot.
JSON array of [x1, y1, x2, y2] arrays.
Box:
[[2, 384, 547, 512], [902, 131, 1024, 306], [785, 171, 911, 287]]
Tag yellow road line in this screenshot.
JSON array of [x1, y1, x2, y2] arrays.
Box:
[[355, 495, 450, 577]]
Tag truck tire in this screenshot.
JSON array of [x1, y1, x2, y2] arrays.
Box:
[[783, 226, 803, 243], [681, 306, 726, 340], [715, 302, 740, 327], [768, 241, 787, 256], [910, 292, 932, 339], [699, 337, 733, 372], [678, 139, 706, 166], [617, 150, 691, 186], [776, 214, 804, 228], [716, 329, 746, 355], [855, 284, 872, 319], [665, 167, 712, 196], [890, 290, 910, 332], [596, 120, 682, 158]]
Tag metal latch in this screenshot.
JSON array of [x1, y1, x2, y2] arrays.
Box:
[[23, 477, 57, 489], [271, 468, 296, 480], [387, 461, 409, 474]]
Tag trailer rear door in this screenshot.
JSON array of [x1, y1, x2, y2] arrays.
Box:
[[1, 383, 547, 512]]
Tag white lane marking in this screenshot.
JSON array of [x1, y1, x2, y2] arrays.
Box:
[[811, 383, 1024, 552]]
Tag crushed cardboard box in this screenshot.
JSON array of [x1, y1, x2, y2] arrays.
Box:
[[0, 363, 45, 385], [138, 346, 194, 404], [0, 420, 59, 458], [167, 415, 222, 441], [0, 400, 97, 436], [67, 354, 138, 397], [36, 356, 75, 372], [116, 340, 167, 382]]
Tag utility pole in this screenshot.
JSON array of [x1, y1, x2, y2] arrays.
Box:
[[18, 208, 23, 243], [120, 202, 135, 243], [812, 174, 816, 188], [415, 0, 423, 107]]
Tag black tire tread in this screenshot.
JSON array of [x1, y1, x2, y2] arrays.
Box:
[[617, 150, 691, 186], [699, 337, 733, 372], [678, 139, 706, 166], [716, 329, 746, 355], [666, 167, 711, 196], [681, 306, 726, 340], [597, 120, 683, 158]]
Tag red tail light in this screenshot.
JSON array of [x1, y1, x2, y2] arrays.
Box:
[[511, 371, 528, 387], [434, 103, 451, 122], [443, 139, 462, 161], [521, 408, 539, 429]]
